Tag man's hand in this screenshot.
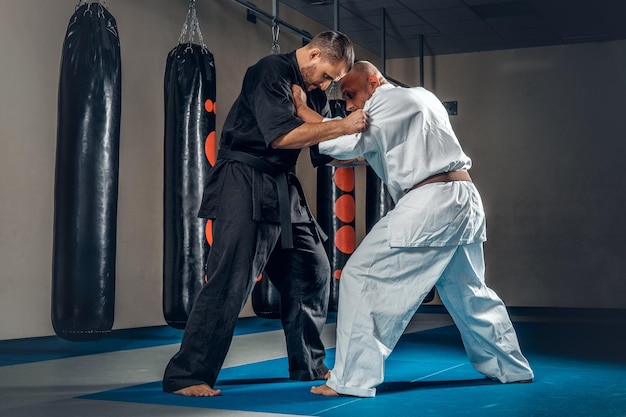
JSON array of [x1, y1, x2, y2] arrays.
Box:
[[341, 109, 368, 134], [292, 84, 323, 123], [292, 84, 308, 113], [292, 84, 368, 134]]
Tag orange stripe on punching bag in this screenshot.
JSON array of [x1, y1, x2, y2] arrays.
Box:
[[334, 193, 355, 224], [334, 224, 355, 261], [204, 219, 213, 283], [205, 99, 216, 115], [204, 98, 216, 167], [204, 102, 217, 284], [334, 167, 355, 192], [205, 219, 213, 246], [335, 221, 356, 255], [333, 168, 356, 258], [205, 131, 217, 166], [334, 193, 356, 274], [329, 167, 356, 308]]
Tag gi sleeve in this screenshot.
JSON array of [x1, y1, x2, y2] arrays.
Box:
[[318, 132, 366, 160], [250, 67, 303, 147]]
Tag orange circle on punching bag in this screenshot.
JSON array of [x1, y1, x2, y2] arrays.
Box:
[[205, 131, 217, 166], [334, 269, 342, 279], [334, 167, 355, 192], [204, 99, 214, 113], [205, 219, 214, 246], [257, 273, 263, 282], [335, 225, 355, 255], [334, 194, 355, 223]]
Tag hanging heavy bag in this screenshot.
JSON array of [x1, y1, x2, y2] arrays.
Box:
[[163, 2, 217, 329], [250, 22, 284, 320], [365, 168, 394, 233], [317, 166, 356, 312], [52, 1, 121, 341], [315, 98, 356, 312]]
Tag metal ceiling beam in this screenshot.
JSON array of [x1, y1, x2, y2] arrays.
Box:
[[230, 0, 312, 41]]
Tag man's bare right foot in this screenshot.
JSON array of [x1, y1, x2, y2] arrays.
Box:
[[173, 384, 221, 397], [310, 384, 339, 396]]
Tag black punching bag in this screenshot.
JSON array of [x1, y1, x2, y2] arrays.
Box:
[[163, 3, 216, 329], [52, 2, 121, 341], [365, 167, 394, 233], [316, 99, 356, 311], [251, 25, 283, 319], [317, 166, 356, 311]]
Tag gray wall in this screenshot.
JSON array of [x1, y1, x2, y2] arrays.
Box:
[[0, 0, 623, 341], [387, 41, 626, 308]]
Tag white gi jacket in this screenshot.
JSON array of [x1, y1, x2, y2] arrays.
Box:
[[319, 83, 486, 248]]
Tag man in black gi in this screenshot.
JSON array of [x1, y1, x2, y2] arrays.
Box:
[[163, 31, 369, 397]]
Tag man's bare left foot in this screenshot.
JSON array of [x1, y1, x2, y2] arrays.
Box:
[[311, 384, 339, 396], [173, 384, 221, 397]]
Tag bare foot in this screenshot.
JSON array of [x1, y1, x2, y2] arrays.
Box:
[[310, 384, 339, 396], [315, 370, 331, 380], [173, 384, 221, 397]]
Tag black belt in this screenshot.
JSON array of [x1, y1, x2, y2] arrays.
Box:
[[217, 149, 293, 249]]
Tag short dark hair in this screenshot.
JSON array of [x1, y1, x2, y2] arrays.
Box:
[[308, 31, 355, 70]]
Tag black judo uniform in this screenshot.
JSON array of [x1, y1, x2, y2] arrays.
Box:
[[163, 51, 332, 392]]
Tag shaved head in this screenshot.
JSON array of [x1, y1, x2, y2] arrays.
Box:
[[339, 61, 388, 111]]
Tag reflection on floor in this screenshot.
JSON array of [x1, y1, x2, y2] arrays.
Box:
[[1, 307, 625, 417]]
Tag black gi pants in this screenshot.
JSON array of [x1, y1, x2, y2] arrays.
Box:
[[162, 162, 330, 392]]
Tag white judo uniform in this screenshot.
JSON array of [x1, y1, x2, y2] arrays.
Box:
[[318, 83, 534, 397]]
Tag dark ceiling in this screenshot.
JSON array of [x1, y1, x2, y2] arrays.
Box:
[[277, 0, 626, 59]]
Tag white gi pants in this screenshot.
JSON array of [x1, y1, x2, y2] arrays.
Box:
[[326, 214, 534, 397]]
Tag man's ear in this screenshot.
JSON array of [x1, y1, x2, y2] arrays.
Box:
[[308, 48, 322, 63], [368, 74, 380, 89]]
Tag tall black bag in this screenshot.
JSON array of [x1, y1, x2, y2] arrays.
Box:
[[52, 1, 121, 341], [163, 2, 217, 329]]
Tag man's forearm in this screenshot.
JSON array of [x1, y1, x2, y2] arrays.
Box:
[[271, 119, 351, 149], [295, 105, 324, 124], [271, 110, 366, 149]]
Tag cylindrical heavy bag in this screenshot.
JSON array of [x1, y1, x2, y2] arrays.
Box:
[[365, 167, 394, 233], [52, 2, 121, 341], [317, 166, 356, 311], [251, 25, 284, 319], [163, 41, 216, 329], [315, 98, 356, 311]]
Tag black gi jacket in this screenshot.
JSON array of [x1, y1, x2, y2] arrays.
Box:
[[198, 51, 332, 225]]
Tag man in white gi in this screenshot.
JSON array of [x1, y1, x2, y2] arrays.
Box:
[[292, 61, 534, 397]]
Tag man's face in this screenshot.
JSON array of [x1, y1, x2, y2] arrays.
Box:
[[301, 56, 348, 92], [340, 72, 374, 112]]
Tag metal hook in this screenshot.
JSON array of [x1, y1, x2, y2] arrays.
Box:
[[272, 20, 280, 42], [271, 20, 280, 54]]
